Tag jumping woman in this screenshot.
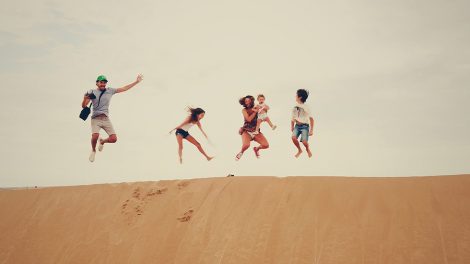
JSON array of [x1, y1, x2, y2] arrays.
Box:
[[169, 107, 214, 164], [235, 95, 270, 161]]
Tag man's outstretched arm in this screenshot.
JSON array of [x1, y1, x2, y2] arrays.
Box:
[[116, 74, 144, 93]]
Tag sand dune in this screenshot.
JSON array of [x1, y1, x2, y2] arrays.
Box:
[[1, 175, 470, 263]]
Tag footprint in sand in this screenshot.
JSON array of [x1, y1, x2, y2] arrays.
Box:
[[132, 187, 141, 200], [121, 186, 168, 219], [121, 199, 130, 214], [177, 181, 190, 190], [177, 209, 194, 222], [147, 187, 168, 197], [135, 205, 143, 215]]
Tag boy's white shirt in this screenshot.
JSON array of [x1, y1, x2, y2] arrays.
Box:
[[292, 103, 312, 124]]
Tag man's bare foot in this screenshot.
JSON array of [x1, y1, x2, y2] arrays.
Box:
[[207, 156, 214, 161], [295, 150, 303, 158], [306, 149, 312, 158], [179, 157, 183, 164]]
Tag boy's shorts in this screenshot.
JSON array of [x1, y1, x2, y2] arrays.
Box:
[[292, 123, 309, 142], [91, 115, 116, 135]]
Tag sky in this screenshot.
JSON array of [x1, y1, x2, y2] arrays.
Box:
[[0, 0, 469, 187]]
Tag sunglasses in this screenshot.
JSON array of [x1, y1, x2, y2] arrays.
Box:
[[97, 80, 108, 83]]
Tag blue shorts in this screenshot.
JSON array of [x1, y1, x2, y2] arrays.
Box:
[[292, 124, 310, 142], [176, 128, 190, 138]]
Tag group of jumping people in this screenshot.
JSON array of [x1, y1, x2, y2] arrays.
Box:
[[81, 74, 314, 163]]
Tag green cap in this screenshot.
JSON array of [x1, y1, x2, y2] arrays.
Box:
[[96, 75, 108, 82]]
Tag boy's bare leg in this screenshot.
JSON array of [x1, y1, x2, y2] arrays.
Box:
[[302, 141, 312, 158], [292, 136, 303, 158]]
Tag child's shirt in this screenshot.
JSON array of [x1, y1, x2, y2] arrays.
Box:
[[292, 103, 312, 124], [257, 103, 268, 114]]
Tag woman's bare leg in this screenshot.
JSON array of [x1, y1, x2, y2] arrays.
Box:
[[240, 132, 252, 154], [253, 133, 269, 157], [236, 132, 252, 160], [255, 119, 262, 134]]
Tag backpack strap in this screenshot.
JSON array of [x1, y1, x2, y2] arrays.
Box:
[[95, 89, 107, 108]]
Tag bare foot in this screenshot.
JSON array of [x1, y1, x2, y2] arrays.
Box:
[[306, 149, 312, 158], [179, 157, 183, 164], [207, 156, 214, 161], [295, 150, 303, 158]]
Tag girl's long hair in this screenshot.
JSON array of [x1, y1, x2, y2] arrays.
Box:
[[187, 107, 205, 122]]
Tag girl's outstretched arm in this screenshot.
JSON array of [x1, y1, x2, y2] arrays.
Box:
[[197, 122, 208, 139]]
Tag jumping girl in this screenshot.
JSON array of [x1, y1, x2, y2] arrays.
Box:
[[169, 108, 214, 164]]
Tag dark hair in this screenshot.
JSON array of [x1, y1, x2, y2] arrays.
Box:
[[188, 107, 205, 122], [296, 89, 309, 103], [257, 94, 265, 99], [239, 95, 255, 108]]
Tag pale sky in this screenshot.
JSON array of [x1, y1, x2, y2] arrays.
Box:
[[1, 0, 469, 187]]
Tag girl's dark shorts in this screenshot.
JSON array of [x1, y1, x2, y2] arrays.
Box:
[[176, 128, 190, 138]]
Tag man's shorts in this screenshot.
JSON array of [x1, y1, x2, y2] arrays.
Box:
[[91, 115, 116, 135], [292, 123, 309, 142]]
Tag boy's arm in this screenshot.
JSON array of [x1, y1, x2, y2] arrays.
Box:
[[116, 74, 143, 93], [291, 120, 295, 131], [309, 117, 314, 136]]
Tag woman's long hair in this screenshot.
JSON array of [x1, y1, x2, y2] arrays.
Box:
[[187, 107, 205, 122], [239, 95, 255, 109]]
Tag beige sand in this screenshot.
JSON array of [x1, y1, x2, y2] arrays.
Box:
[[1, 175, 470, 263]]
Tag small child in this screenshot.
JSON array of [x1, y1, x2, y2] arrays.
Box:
[[291, 89, 314, 158], [254, 94, 277, 134]]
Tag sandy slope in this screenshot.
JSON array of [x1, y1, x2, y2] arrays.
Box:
[[0, 175, 469, 264]]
